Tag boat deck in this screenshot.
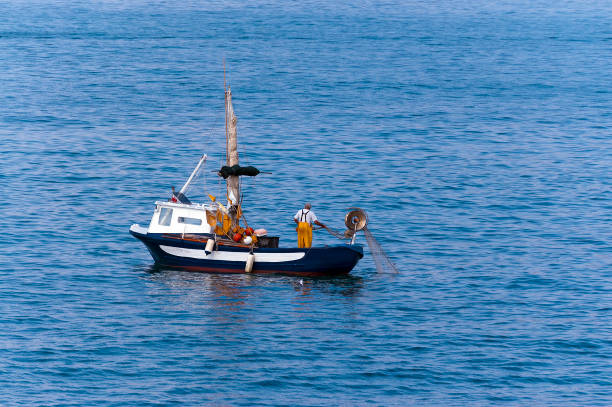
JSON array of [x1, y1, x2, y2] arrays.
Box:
[[161, 233, 278, 249]]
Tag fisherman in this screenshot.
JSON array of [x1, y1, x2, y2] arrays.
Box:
[[294, 203, 326, 248]]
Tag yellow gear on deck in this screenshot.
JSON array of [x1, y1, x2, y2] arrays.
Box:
[[297, 222, 312, 248], [223, 214, 231, 234], [214, 211, 232, 235], [205, 210, 217, 228]]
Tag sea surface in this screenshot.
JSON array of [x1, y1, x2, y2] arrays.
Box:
[[1, 1, 611, 405]]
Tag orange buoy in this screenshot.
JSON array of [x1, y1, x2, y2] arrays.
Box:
[[233, 233, 242, 242]]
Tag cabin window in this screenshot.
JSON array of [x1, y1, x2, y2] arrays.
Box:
[[158, 208, 173, 226], [178, 217, 202, 226]]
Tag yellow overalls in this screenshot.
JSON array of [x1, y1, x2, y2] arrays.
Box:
[[297, 209, 313, 248]]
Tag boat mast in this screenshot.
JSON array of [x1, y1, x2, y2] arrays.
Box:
[[224, 60, 228, 166], [224, 62, 241, 207]]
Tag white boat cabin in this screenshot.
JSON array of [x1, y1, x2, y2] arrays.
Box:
[[138, 154, 218, 235], [148, 201, 215, 234]]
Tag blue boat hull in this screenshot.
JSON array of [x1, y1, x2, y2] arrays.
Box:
[[130, 229, 364, 277]]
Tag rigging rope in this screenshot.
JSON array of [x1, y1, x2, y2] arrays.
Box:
[[321, 226, 350, 240]]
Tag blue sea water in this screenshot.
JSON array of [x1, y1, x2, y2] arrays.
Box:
[[1, 0, 611, 405]]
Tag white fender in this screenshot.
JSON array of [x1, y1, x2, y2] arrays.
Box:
[[204, 238, 215, 255], [245, 253, 255, 273]]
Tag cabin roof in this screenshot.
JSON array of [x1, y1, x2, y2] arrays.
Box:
[[155, 200, 214, 211]]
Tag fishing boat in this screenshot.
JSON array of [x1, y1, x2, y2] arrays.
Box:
[[129, 83, 366, 276]]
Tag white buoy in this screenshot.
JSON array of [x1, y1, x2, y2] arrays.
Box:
[[204, 238, 215, 255], [245, 253, 255, 273]]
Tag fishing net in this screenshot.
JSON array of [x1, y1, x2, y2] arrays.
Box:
[[363, 227, 399, 273], [323, 225, 399, 274]]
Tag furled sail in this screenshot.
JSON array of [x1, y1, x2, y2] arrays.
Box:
[[218, 165, 260, 179], [225, 86, 240, 205]]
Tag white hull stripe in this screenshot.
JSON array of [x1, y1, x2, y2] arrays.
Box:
[[159, 245, 305, 263]]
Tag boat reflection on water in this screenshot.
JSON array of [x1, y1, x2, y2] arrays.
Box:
[[142, 264, 250, 304], [140, 264, 364, 304], [137, 265, 366, 343]]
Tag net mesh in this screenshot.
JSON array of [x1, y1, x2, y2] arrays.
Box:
[[322, 222, 399, 274], [363, 227, 399, 273]]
